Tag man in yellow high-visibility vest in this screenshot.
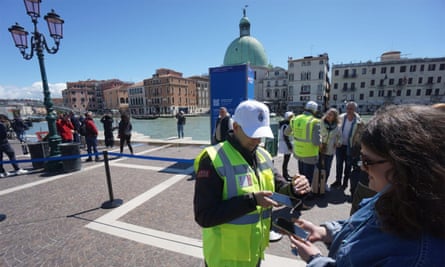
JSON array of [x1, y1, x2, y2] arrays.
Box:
[[193, 100, 311, 267], [285, 101, 321, 185]]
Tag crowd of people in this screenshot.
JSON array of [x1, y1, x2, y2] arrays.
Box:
[[194, 100, 445, 266], [0, 110, 137, 176]]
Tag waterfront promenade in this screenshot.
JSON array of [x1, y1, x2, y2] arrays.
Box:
[[0, 137, 352, 267]]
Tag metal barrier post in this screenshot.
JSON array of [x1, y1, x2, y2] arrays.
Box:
[[101, 151, 123, 209]]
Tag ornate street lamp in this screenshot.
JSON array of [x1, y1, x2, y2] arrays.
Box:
[[9, 0, 64, 172]]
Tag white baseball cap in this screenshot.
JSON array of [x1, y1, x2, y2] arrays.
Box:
[[305, 101, 318, 113], [232, 100, 274, 139], [284, 111, 294, 119]]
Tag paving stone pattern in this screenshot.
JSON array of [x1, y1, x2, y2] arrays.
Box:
[[1, 140, 352, 266]]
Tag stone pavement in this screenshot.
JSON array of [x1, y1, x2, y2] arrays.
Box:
[[0, 139, 352, 267]]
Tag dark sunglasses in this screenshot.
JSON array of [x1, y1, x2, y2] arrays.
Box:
[[358, 154, 388, 168]]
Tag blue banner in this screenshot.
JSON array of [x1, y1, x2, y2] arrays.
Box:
[[209, 64, 254, 140]]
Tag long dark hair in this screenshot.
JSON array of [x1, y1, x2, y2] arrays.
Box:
[[361, 105, 445, 239]]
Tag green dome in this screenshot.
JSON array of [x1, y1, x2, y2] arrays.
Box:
[[223, 9, 268, 67], [223, 36, 268, 67]]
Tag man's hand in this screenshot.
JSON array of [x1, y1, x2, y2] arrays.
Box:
[[254, 191, 276, 208], [291, 174, 311, 196]]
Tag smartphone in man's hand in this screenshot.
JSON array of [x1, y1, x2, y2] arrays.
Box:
[[269, 193, 294, 208]]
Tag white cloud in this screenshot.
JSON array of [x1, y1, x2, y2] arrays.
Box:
[[0, 82, 66, 100]]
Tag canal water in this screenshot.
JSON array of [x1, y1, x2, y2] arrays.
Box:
[[26, 116, 214, 142], [25, 115, 371, 143]]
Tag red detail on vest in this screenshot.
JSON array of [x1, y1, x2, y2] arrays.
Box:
[[197, 170, 210, 178]]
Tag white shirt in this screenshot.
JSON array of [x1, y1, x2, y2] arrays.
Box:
[[342, 118, 353, 145]]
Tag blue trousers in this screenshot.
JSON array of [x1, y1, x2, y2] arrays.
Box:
[[177, 124, 184, 138], [86, 136, 99, 159]]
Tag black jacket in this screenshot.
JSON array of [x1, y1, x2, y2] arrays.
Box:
[[214, 115, 231, 143], [0, 122, 8, 145], [176, 113, 186, 125], [101, 115, 114, 137]]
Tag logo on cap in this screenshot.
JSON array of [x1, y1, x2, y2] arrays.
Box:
[[258, 111, 264, 122]]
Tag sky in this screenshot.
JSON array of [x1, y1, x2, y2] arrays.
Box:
[[1, 0, 444, 100]]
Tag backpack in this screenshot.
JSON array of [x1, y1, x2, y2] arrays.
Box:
[[79, 122, 87, 136]]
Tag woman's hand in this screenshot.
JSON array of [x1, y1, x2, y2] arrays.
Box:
[[288, 234, 322, 262], [292, 218, 328, 243]]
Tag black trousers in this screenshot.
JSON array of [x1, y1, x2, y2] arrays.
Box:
[[119, 134, 133, 154], [335, 145, 352, 186], [282, 153, 291, 178], [0, 143, 19, 173]]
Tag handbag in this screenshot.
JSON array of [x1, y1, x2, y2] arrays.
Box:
[[21, 142, 29, 155]]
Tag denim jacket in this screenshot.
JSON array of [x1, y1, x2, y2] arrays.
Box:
[[309, 191, 445, 267]]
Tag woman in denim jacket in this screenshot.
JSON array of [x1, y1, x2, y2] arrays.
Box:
[[288, 105, 445, 266]]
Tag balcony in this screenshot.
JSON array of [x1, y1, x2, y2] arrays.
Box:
[[343, 73, 357, 78]]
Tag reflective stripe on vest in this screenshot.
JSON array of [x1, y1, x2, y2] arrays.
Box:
[[293, 116, 315, 142], [229, 208, 272, 224], [257, 147, 274, 171], [214, 144, 245, 199]]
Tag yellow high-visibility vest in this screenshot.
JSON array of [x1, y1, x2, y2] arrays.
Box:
[[195, 141, 275, 267], [291, 113, 320, 158]]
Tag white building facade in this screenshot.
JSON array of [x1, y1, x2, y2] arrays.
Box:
[[257, 67, 289, 114], [189, 75, 210, 114], [287, 53, 331, 112], [331, 51, 445, 113], [128, 82, 149, 116]]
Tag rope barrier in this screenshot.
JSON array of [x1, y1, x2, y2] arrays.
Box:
[[107, 152, 194, 163], [1, 152, 194, 165]]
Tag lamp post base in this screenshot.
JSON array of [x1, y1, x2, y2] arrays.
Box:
[[0, 214, 6, 222], [45, 155, 63, 173], [101, 199, 123, 209]]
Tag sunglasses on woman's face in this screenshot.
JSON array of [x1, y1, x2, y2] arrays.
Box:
[[358, 153, 388, 169]]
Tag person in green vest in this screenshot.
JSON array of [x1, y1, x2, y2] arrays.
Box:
[[285, 101, 321, 185], [193, 100, 311, 267]]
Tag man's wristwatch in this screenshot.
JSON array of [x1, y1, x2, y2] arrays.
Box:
[[307, 253, 322, 264]]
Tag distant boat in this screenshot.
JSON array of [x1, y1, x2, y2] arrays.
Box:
[[132, 114, 160, 120], [26, 115, 46, 122], [270, 112, 277, 117]]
